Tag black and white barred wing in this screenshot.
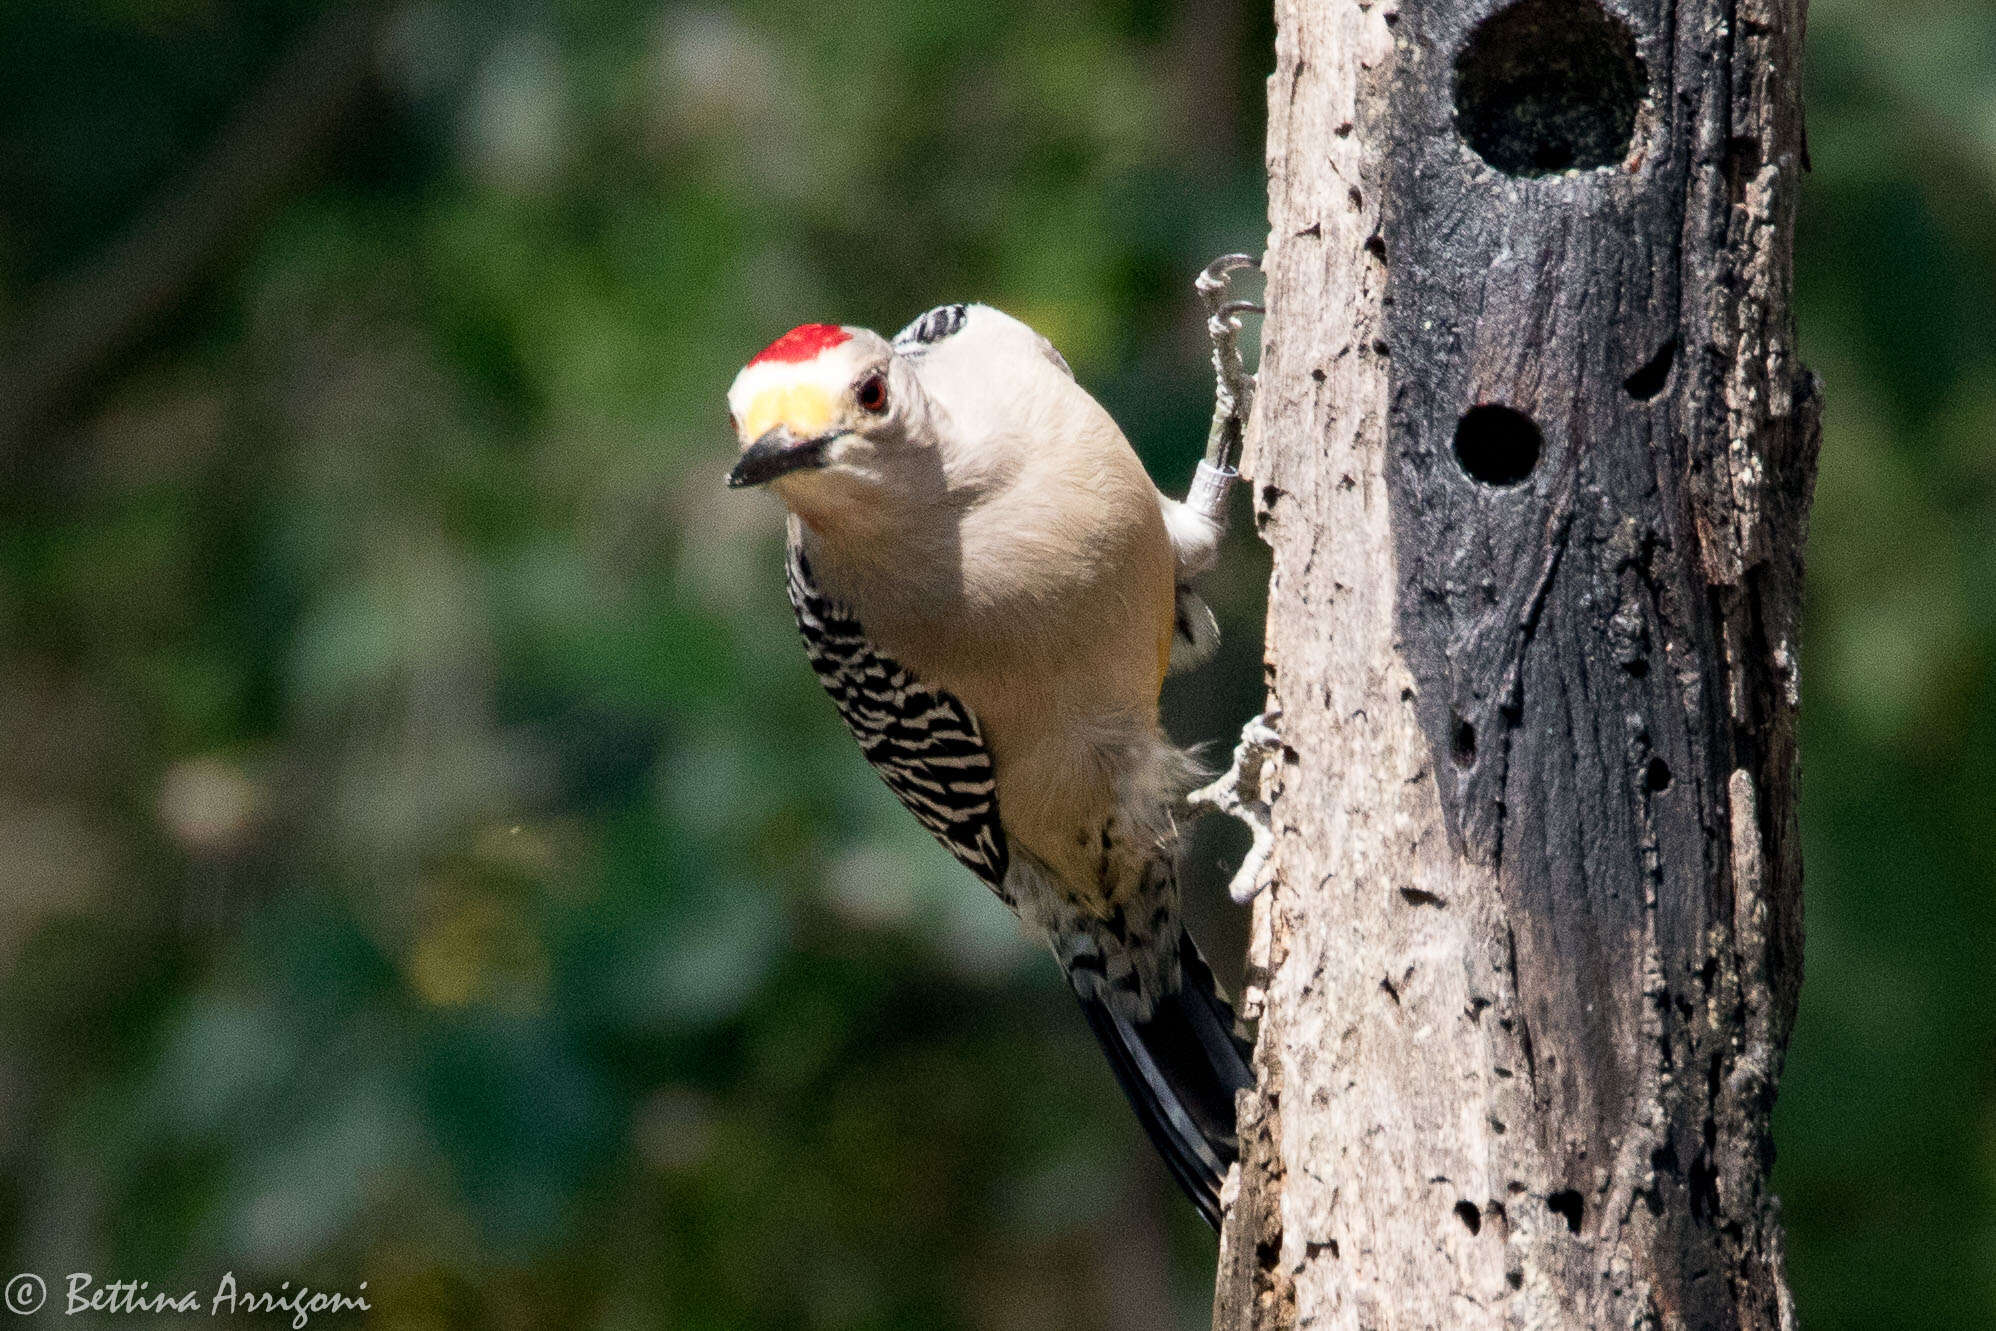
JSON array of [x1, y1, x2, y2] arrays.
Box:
[[785, 538, 1009, 889]]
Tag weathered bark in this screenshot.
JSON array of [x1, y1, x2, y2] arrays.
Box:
[[1214, 0, 1817, 1325]]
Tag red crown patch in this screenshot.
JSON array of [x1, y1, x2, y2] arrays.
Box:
[[749, 323, 851, 366]]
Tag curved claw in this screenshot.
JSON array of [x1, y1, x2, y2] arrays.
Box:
[[1196, 254, 1263, 492], [1196, 253, 1261, 301], [1184, 710, 1285, 905], [1208, 299, 1266, 337]]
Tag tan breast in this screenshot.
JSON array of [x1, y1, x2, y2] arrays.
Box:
[[802, 443, 1175, 902]]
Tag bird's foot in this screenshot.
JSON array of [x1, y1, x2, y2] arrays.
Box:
[[1185, 708, 1284, 904], [1187, 254, 1264, 526]]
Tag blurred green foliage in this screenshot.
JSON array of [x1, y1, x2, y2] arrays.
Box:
[[0, 0, 1988, 1328], [1775, 0, 1996, 1322]]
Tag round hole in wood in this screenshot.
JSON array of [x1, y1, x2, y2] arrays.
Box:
[[1454, 0, 1644, 176], [1453, 404, 1543, 487]]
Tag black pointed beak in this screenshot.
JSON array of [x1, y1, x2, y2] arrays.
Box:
[[727, 426, 841, 488]]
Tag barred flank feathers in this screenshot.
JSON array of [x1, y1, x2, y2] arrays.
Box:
[[786, 536, 1009, 889]]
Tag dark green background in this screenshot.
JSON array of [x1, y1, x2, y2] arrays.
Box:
[[0, 1, 1987, 1327]]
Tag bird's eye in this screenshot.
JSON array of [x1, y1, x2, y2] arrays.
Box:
[[855, 372, 889, 414]]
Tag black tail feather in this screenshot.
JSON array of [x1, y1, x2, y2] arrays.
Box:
[[1076, 930, 1255, 1230]]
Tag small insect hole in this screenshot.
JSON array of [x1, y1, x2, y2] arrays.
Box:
[[1450, 715, 1478, 769], [1547, 1189, 1585, 1233], [1455, 1200, 1483, 1235], [1624, 338, 1677, 399], [1644, 757, 1672, 792]]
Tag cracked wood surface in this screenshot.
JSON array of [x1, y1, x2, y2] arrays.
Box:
[[1213, 0, 1816, 1326]]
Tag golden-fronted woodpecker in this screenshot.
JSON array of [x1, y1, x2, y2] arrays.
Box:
[[725, 281, 1258, 1228]]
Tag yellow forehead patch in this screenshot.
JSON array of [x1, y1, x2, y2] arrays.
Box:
[[738, 382, 838, 444]]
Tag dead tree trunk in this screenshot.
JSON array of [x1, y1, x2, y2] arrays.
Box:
[[1214, 0, 1818, 1325]]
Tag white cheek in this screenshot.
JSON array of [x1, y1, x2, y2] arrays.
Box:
[[826, 435, 892, 483]]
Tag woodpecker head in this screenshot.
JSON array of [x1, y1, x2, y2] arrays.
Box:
[[727, 305, 1092, 545], [724, 322, 927, 499]]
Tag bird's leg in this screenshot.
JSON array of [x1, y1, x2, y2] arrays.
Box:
[[1182, 256, 1275, 900], [1185, 253, 1264, 529], [1185, 708, 1284, 904]]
